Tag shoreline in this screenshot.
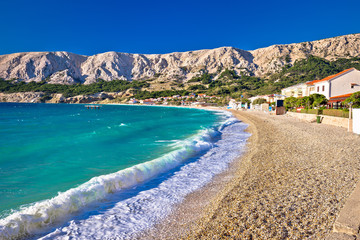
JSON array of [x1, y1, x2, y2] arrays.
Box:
[[0, 104, 236, 239], [137, 109, 256, 239], [4, 103, 360, 238], [140, 110, 360, 239]]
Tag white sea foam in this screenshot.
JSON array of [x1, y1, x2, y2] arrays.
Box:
[[0, 111, 250, 240]]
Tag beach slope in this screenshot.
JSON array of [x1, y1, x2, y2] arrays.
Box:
[[187, 111, 360, 239]]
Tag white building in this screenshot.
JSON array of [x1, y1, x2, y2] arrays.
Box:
[[282, 68, 360, 100], [306, 68, 360, 99], [249, 94, 286, 104], [281, 83, 309, 97]]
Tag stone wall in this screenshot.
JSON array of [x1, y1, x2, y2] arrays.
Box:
[[286, 112, 350, 129]]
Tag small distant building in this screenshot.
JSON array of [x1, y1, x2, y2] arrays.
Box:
[[267, 94, 286, 103], [249, 94, 285, 104], [281, 83, 309, 98], [128, 98, 138, 104], [139, 99, 155, 105], [143, 99, 155, 105], [228, 99, 248, 110], [228, 99, 238, 109]]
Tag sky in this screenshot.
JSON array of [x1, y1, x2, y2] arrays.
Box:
[[0, 0, 359, 56]]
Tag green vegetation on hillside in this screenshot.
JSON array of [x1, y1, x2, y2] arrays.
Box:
[[268, 55, 360, 90], [187, 73, 213, 84], [132, 90, 189, 99], [0, 79, 149, 97]]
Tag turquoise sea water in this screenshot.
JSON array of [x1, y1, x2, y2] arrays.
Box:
[[0, 103, 250, 240], [0, 103, 218, 215]]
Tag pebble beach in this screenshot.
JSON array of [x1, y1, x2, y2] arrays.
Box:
[[141, 110, 360, 239]]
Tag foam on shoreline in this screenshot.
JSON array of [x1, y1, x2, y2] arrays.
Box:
[[0, 110, 249, 240]]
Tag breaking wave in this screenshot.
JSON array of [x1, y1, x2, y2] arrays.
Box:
[[0, 111, 249, 240]]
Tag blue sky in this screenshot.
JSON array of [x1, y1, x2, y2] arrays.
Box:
[[0, 0, 359, 56]]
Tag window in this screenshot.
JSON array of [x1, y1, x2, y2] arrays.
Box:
[[322, 86, 325, 91], [317, 86, 319, 92]]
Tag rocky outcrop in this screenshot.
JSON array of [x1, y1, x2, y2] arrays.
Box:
[[0, 92, 44, 103], [250, 34, 360, 76], [0, 34, 359, 84], [63, 92, 115, 103]]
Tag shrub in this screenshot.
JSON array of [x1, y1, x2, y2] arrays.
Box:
[[253, 98, 267, 105], [344, 91, 360, 108], [309, 94, 328, 107], [322, 109, 349, 118], [284, 97, 297, 109], [301, 108, 349, 118], [300, 109, 319, 115]]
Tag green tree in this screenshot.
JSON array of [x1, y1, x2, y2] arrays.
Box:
[[284, 97, 298, 110], [253, 98, 267, 105], [310, 94, 327, 108], [344, 91, 360, 108], [296, 96, 312, 108]]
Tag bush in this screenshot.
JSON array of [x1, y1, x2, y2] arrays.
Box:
[[344, 91, 360, 108], [188, 84, 207, 91], [322, 109, 349, 118], [219, 69, 239, 80], [253, 98, 267, 105], [188, 73, 212, 84], [284, 97, 297, 109], [310, 93, 328, 107], [300, 108, 349, 118], [300, 109, 319, 115]]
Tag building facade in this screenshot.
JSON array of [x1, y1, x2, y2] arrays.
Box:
[[282, 68, 360, 106], [281, 83, 309, 98], [306, 68, 360, 99]]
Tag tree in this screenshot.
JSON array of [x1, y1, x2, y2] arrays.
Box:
[[297, 96, 312, 108], [344, 91, 360, 108], [302, 96, 312, 108], [284, 97, 297, 110], [309, 94, 327, 108], [253, 98, 267, 105]]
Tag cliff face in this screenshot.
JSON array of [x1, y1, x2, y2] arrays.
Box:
[[250, 34, 360, 76], [0, 34, 359, 84]]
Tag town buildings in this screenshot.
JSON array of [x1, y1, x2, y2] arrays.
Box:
[[281, 68, 360, 108]]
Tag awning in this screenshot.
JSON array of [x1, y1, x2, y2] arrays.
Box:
[[328, 93, 352, 103]]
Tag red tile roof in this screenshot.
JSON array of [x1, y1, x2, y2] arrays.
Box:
[[306, 68, 355, 85], [328, 93, 353, 102]]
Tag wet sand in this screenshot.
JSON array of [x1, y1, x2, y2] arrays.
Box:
[[138, 110, 360, 239]]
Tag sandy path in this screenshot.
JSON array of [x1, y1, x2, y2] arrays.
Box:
[[139, 110, 360, 239]]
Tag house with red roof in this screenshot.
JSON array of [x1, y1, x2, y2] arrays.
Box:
[[282, 68, 360, 108], [306, 68, 360, 98], [305, 68, 360, 107]]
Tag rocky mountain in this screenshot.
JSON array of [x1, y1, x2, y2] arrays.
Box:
[[0, 33, 359, 85]]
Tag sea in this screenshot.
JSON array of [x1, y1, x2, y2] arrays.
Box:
[[0, 103, 250, 239]]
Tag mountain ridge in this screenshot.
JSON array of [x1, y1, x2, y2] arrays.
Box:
[[1, 33, 359, 85]]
